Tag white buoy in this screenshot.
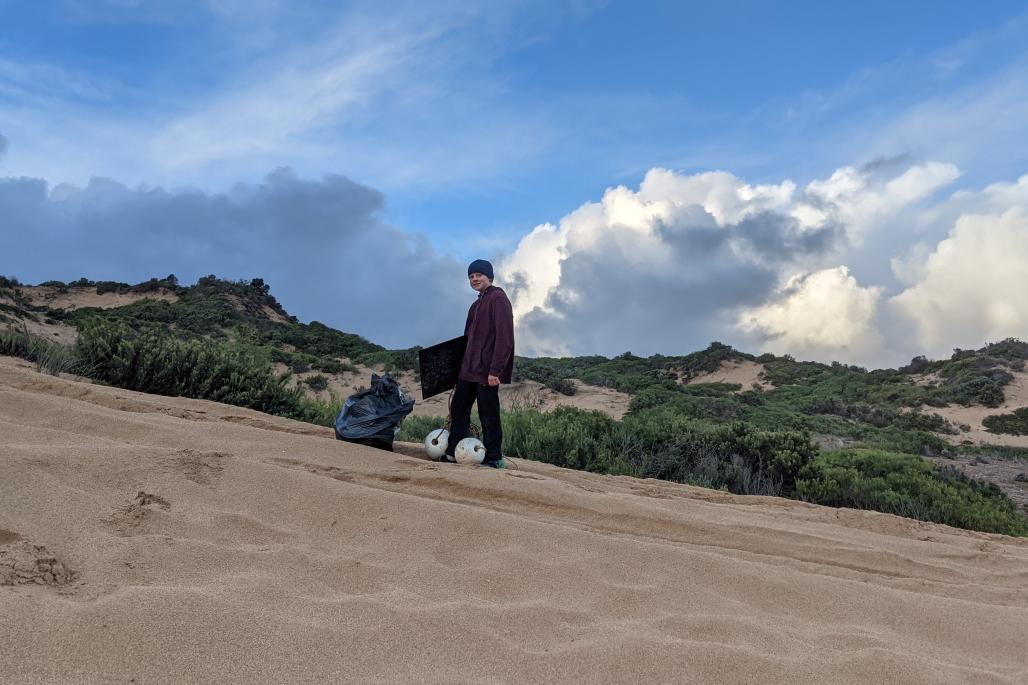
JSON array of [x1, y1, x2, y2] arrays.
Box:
[[424, 428, 449, 460], [454, 437, 486, 465]]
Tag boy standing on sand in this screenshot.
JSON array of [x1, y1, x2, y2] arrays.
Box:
[[443, 259, 515, 468]]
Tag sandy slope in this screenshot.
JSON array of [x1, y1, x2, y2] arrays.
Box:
[[687, 360, 772, 391], [0, 291, 79, 344], [1, 356, 1027, 684], [926, 371, 1028, 448], [20, 286, 179, 311]]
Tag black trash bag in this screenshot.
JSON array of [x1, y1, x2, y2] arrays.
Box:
[[334, 374, 415, 451]]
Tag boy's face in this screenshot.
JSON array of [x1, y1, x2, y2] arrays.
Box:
[[469, 272, 491, 293]]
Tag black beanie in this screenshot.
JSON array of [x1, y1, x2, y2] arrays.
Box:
[[468, 259, 494, 281]]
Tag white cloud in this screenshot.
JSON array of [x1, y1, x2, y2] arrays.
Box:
[[500, 162, 958, 360], [796, 161, 960, 242], [967, 173, 1028, 209], [889, 208, 1028, 356], [737, 267, 884, 364], [499, 221, 564, 321], [635, 169, 795, 225]]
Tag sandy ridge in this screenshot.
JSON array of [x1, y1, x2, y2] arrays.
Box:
[[1, 355, 1027, 683], [20, 285, 179, 311], [686, 360, 772, 391]]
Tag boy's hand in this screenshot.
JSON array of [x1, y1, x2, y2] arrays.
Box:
[[487, 375, 500, 386]]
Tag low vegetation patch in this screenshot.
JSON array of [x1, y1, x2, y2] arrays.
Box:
[[0, 327, 77, 376], [303, 374, 329, 392], [795, 449, 1028, 536], [983, 408, 1028, 436]]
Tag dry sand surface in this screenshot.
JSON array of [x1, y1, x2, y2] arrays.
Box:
[[687, 360, 772, 391], [0, 316, 78, 345], [0, 291, 79, 344], [21, 286, 180, 311], [2, 355, 1028, 684]]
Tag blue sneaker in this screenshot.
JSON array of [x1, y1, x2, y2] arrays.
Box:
[[481, 458, 505, 469]]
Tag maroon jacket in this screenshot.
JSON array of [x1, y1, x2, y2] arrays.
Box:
[[459, 285, 515, 384]]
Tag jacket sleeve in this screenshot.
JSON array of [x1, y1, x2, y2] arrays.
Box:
[[488, 293, 515, 378], [463, 301, 475, 337]]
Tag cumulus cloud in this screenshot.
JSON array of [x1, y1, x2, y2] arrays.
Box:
[[949, 173, 1028, 213], [500, 162, 955, 359], [889, 208, 1028, 357], [499, 169, 823, 356], [0, 167, 469, 348], [737, 267, 884, 365], [793, 161, 960, 243]]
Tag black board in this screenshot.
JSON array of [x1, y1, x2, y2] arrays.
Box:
[[418, 335, 467, 400]]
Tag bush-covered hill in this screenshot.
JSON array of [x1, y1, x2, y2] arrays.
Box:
[[2, 273, 1026, 536]]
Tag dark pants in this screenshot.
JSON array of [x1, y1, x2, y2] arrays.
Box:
[[446, 378, 502, 462]]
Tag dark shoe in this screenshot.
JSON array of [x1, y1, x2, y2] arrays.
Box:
[[440, 454, 457, 463], [481, 458, 505, 469]]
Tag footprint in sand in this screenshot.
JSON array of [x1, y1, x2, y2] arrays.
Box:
[[506, 472, 546, 481], [271, 458, 356, 483], [104, 491, 172, 536], [221, 415, 328, 436], [0, 531, 77, 587], [168, 449, 229, 486]]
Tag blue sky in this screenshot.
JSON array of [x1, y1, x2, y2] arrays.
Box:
[[3, 1, 1028, 364]]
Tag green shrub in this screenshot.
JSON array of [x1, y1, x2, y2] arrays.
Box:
[[0, 326, 32, 358], [95, 280, 130, 295], [313, 358, 357, 375], [501, 406, 817, 497], [304, 374, 329, 392], [396, 415, 448, 443], [75, 320, 307, 418], [958, 444, 1028, 461], [796, 449, 1028, 536], [504, 406, 624, 473], [983, 408, 1028, 436], [289, 394, 339, 427], [512, 360, 578, 395], [0, 327, 77, 376]]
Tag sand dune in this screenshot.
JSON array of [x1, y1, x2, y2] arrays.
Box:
[[20, 285, 179, 311], [686, 360, 772, 392], [926, 371, 1028, 448], [2, 355, 1027, 684]]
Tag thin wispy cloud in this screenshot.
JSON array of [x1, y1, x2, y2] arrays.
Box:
[[1, 2, 580, 192]]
